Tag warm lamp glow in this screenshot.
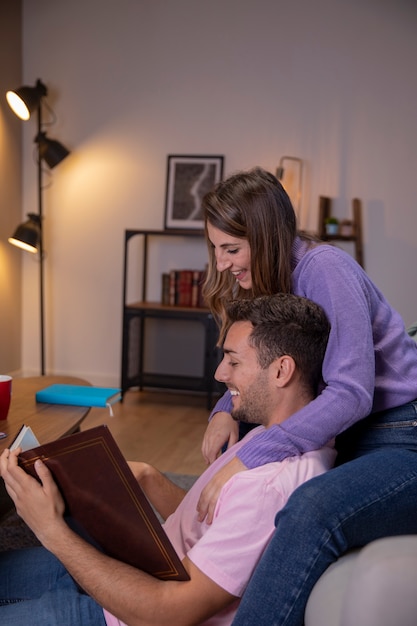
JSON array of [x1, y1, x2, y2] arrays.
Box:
[[8, 214, 41, 254], [8, 237, 37, 253], [6, 91, 31, 120], [6, 79, 47, 121]]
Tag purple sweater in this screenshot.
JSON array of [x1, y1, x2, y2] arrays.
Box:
[[212, 237, 417, 469]]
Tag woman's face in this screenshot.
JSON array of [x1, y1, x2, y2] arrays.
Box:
[[207, 223, 252, 289]]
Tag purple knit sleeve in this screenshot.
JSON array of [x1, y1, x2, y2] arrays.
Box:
[[209, 390, 233, 421]]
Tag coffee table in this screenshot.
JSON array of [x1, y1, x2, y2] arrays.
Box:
[[0, 375, 92, 453]]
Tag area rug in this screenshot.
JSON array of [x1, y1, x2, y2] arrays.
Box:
[[0, 472, 198, 552]]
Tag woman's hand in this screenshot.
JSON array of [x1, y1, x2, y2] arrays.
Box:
[[201, 411, 239, 464], [197, 456, 246, 524]]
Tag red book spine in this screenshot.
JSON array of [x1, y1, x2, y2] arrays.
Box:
[[168, 270, 177, 306], [191, 270, 201, 307], [177, 270, 193, 307], [161, 273, 170, 305]]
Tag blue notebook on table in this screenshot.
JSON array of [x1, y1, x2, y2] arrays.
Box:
[[36, 384, 122, 415]]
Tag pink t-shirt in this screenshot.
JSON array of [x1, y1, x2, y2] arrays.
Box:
[[104, 427, 335, 626]]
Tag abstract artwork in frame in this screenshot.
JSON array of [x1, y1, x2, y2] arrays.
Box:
[[164, 155, 224, 230]]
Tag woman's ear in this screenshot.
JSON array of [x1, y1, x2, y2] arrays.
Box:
[[274, 355, 296, 387]]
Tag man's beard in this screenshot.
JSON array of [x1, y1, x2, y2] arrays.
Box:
[[231, 371, 270, 426], [232, 406, 259, 424]]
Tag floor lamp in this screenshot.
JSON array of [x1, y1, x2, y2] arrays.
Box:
[[6, 79, 70, 376], [276, 155, 304, 217]]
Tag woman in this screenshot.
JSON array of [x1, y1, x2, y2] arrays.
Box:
[[197, 167, 417, 625]]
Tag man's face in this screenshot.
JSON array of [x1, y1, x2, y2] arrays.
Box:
[[215, 321, 275, 426]]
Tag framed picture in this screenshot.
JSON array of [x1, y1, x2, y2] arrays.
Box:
[[164, 155, 224, 230]]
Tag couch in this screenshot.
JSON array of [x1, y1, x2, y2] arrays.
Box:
[[305, 536, 417, 626]]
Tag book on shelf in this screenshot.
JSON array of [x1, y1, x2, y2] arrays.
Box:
[[176, 269, 193, 307], [10, 424, 189, 581], [164, 268, 207, 308], [161, 272, 170, 305], [36, 384, 122, 416], [196, 267, 207, 308], [191, 269, 202, 307], [168, 269, 181, 306]]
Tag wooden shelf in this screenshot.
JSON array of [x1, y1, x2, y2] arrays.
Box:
[[121, 230, 223, 408], [318, 196, 364, 267]]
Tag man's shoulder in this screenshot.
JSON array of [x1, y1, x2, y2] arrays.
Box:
[[227, 445, 335, 494]]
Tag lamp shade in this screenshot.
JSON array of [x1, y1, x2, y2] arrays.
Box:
[[8, 214, 41, 253], [6, 79, 47, 121], [35, 132, 70, 168]]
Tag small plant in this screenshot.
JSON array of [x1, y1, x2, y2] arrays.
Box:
[[324, 216, 339, 235], [324, 216, 339, 225]]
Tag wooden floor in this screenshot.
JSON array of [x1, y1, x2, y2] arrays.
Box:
[[80, 389, 211, 476]]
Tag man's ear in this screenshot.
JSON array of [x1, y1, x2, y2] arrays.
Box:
[[274, 355, 296, 387]]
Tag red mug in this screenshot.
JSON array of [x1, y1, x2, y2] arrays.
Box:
[[0, 375, 12, 420]]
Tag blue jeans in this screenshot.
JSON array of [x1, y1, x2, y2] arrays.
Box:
[[0, 547, 106, 625], [232, 400, 417, 626]]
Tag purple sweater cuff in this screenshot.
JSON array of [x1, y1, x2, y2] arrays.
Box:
[[236, 425, 300, 469], [209, 390, 233, 420]]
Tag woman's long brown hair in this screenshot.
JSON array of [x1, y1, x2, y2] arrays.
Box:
[[202, 167, 298, 342]]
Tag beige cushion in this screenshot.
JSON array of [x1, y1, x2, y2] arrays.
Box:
[[305, 537, 417, 626], [305, 550, 360, 625]]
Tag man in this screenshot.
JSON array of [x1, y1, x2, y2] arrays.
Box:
[[0, 294, 335, 625]]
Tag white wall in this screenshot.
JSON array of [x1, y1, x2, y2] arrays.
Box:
[[20, 0, 417, 384]]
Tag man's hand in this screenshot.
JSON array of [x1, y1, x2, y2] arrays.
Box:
[[201, 412, 239, 464], [127, 460, 152, 483], [196, 456, 246, 524], [128, 460, 186, 519], [0, 447, 66, 544]]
